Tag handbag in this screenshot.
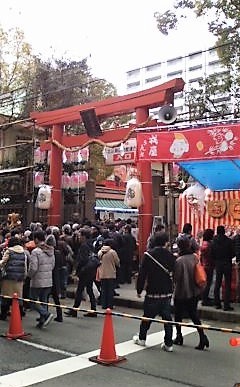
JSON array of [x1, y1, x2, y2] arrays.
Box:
[[194, 260, 207, 288]]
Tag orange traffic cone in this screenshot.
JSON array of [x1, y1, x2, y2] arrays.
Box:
[[5, 293, 29, 340], [230, 337, 240, 347], [89, 308, 126, 365]]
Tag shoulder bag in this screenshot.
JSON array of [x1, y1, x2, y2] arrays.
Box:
[[144, 251, 173, 279], [194, 257, 207, 288]]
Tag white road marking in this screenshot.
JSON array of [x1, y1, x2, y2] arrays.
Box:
[[0, 327, 196, 387], [17, 339, 78, 357]]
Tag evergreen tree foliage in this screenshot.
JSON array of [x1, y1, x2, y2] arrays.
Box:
[[154, 1, 240, 119]]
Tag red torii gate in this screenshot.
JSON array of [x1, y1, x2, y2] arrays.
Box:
[[30, 78, 185, 256]]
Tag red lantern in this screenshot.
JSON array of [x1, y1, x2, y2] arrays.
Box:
[[79, 171, 88, 187], [62, 173, 71, 189], [70, 172, 79, 189], [34, 147, 45, 163], [80, 147, 89, 162], [34, 172, 44, 187]]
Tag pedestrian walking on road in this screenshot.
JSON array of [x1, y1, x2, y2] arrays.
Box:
[[0, 236, 27, 320], [173, 237, 209, 350], [133, 231, 175, 352], [64, 228, 98, 318], [28, 230, 55, 328]]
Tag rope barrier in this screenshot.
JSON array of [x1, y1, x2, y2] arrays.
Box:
[[1, 294, 240, 335]]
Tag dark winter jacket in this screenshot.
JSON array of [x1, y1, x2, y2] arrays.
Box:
[[136, 246, 175, 296], [4, 246, 26, 282], [211, 234, 235, 264], [75, 242, 93, 278], [174, 253, 202, 299], [176, 232, 199, 254], [233, 234, 240, 262]]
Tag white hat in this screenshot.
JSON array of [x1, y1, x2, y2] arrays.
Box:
[[24, 230, 31, 238]]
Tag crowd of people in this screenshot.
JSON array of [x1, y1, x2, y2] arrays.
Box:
[[0, 216, 238, 353], [0, 217, 137, 327]]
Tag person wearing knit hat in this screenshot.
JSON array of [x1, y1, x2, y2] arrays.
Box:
[[169, 132, 189, 159]]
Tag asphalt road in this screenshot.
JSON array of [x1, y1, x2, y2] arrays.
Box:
[[0, 300, 239, 387]]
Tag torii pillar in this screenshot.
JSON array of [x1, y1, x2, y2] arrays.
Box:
[[48, 124, 63, 225], [136, 107, 152, 259]]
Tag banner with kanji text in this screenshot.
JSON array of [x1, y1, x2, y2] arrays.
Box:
[[136, 124, 240, 162]]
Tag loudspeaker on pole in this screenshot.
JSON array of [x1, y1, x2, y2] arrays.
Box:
[[158, 105, 177, 124], [80, 108, 103, 137]]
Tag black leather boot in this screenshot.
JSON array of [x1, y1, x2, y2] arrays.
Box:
[[195, 334, 209, 350], [173, 334, 183, 345]]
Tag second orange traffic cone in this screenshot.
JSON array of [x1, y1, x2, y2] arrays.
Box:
[[89, 308, 126, 365], [5, 293, 29, 340]]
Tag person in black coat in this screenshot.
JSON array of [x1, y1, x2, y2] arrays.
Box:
[[64, 228, 97, 318], [133, 231, 175, 352], [120, 225, 137, 284], [233, 228, 240, 303], [211, 225, 235, 311]]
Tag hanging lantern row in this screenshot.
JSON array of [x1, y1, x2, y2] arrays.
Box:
[[62, 172, 88, 189], [34, 147, 89, 164], [34, 171, 88, 189]]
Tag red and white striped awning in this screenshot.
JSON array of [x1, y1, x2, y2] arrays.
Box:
[[179, 190, 240, 236]]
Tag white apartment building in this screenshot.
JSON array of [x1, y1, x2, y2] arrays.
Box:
[[126, 46, 232, 117]]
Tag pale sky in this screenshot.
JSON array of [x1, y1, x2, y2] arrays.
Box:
[[0, 0, 215, 93]]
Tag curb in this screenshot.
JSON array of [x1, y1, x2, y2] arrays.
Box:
[[66, 288, 240, 323]]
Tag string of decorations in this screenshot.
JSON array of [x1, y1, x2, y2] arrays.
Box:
[[44, 116, 153, 152]]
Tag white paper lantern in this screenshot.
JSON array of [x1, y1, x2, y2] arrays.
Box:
[[36, 185, 52, 209], [124, 177, 143, 208]]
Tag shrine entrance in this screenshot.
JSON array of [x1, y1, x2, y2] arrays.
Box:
[[31, 78, 184, 256]]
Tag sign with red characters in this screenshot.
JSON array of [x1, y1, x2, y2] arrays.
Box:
[[136, 124, 240, 162], [104, 138, 136, 165]]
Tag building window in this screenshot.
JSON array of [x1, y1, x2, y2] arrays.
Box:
[[208, 59, 221, 66], [167, 56, 182, 66], [127, 69, 140, 77], [145, 75, 161, 83], [208, 47, 218, 57], [127, 81, 140, 88], [189, 77, 203, 84], [145, 63, 161, 72], [167, 70, 183, 78], [174, 91, 184, 99], [188, 50, 202, 61], [212, 95, 231, 104], [189, 64, 202, 71]]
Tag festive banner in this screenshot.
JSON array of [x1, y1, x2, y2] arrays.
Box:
[[137, 124, 240, 162]]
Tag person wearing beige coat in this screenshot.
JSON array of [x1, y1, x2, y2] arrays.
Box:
[[98, 239, 120, 309]]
